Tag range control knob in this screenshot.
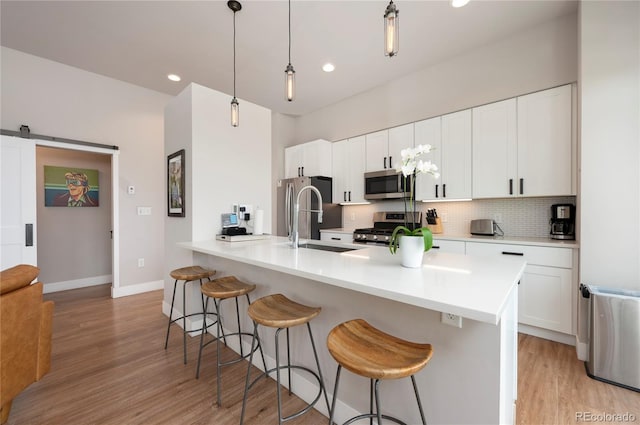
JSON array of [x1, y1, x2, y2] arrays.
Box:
[[384, 235, 390, 241], [372, 235, 378, 240]]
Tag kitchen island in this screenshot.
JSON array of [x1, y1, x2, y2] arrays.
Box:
[[177, 236, 526, 425]]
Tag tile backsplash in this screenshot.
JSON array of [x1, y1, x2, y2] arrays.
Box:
[[342, 196, 577, 239]]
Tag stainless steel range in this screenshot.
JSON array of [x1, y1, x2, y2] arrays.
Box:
[[353, 211, 422, 245]]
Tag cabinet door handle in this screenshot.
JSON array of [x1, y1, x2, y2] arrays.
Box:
[[25, 223, 33, 247], [501, 251, 524, 256], [343, 191, 347, 202], [432, 245, 441, 249], [348, 191, 351, 202], [389, 156, 392, 167], [297, 167, 300, 177], [519, 178, 523, 195], [435, 184, 439, 198], [443, 184, 446, 198], [384, 157, 387, 169], [331, 237, 341, 241], [509, 179, 513, 195], [301, 166, 304, 176]]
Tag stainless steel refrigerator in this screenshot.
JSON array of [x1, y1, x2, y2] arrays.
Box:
[[277, 176, 342, 240]]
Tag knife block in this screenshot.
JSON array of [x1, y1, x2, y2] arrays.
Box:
[[426, 217, 443, 234]]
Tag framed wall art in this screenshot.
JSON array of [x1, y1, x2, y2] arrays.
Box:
[[168, 149, 185, 217], [44, 165, 99, 207]]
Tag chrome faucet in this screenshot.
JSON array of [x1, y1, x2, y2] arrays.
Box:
[[291, 185, 323, 248]]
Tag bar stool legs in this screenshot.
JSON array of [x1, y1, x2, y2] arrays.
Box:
[[240, 294, 329, 425], [164, 266, 216, 364], [195, 276, 264, 407]]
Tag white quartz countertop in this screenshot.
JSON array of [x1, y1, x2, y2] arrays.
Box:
[[179, 236, 526, 325]]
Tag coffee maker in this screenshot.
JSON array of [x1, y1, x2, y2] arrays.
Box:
[[550, 204, 575, 240]]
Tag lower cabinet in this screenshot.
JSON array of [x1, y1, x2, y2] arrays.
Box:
[[320, 231, 352, 243], [465, 242, 574, 335], [431, 239, 465, 254]]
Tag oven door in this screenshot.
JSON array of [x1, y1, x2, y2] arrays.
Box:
[[364, 170, 411, 200]]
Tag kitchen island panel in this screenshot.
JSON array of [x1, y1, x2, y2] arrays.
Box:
[[188, 252, 516, 425]]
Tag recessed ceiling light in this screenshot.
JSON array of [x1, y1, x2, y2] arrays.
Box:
[[167, 74, 181, 82], [451, 0, 470, 8], [322, 63, 335, 73]]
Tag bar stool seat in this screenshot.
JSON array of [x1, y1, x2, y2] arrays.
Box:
[[196, 276, 265, 407], [327, 319, 433, 425], [240, 294, 329, 425], [164, 266, 217, 365]]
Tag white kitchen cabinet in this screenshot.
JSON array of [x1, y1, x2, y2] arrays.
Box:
[[320, 231, 353, 243], [414, 117, 441, 201], [284, 139, 332, 178], [472, 98, 518, 198], [431, 239, 465, 254], [365, 124, 413, 172], [415, 110, 471, 201], [465, 242, 574, 335], [517, 84, 574, 197], [332, 136, 366, 204], [472, 85, 574, 198]]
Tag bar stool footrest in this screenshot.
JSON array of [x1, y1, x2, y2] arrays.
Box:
[[246, 365, 325, 423], [342, 413, 407, 425]]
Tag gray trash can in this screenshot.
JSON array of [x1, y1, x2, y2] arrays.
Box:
[[582, 284, 640, 392]]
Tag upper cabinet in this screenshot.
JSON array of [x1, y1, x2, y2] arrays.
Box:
[[416, 110, 472, 201], [332, 136, 367, 204], [365, 123, 414, 172], [517, 84, 574, 197], [284, 139, 332, 178], [473, 84, 574, 198]]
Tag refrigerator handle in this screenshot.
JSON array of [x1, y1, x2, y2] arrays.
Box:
[[285, 183, 292, 237]]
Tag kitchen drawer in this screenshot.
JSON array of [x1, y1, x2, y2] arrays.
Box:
[[321, 231, 352, 243], [431, 239, 465, 254], [465, 242, 572, 268]]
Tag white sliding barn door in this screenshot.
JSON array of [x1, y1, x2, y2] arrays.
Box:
[[0, 135, 37, 269]]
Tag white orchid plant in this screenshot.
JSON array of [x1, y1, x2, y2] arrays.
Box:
[[389, 144, 440, 254]]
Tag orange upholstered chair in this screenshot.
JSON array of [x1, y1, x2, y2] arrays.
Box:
[[0, 265, 54, 424]]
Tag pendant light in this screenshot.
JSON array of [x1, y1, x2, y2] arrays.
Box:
[[384, 0, 399, 57], [284, 0, 295, 101], [228, 0, 242, 127]]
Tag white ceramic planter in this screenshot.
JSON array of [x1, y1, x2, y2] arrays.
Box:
[[400, 235, 424, 268]]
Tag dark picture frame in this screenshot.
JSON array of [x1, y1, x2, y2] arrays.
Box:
[[167, 149, 185, 217]]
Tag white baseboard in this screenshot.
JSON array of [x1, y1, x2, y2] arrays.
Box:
[[43, 274, 112, 294], [111, 279, 164, 298], [518, 324, 576, 346], [576, 337, 589, 361]]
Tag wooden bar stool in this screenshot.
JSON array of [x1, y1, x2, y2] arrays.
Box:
[[195, 276, 266, 407], [240, 294, 330, 425], [164, 266, 217, 364], [326, 319, 433, 425]]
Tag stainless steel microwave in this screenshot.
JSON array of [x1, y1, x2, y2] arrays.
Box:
[[364, 169, 412, 200]]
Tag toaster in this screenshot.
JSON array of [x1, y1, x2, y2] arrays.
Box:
[[470, 219, 495, 236]]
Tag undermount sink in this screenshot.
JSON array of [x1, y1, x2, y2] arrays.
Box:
[[298, 243, 359, 253]]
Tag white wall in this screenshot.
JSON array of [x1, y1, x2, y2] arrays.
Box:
[[293, 13, 578, 144], [36, 147, 112, 286], [1, 47, 171, 293], [579, 1, 639, 291], [164, 83, 272, 320]]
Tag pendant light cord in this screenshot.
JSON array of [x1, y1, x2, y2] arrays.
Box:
[[233, 10, 237, 98], [288, 0, 291, 65]]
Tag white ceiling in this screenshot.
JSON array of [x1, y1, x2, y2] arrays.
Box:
[[1, 0, 577, 117]]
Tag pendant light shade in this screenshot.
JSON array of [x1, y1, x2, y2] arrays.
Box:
[[284, 0, 295, 101], [231, 97, 239, 127], [285, 63, 295, 102], [384, 0, 399, 57], [228, 0, 242, 127]]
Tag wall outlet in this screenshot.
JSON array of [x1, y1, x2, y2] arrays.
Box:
[[350, 213, 356, 221], [493, 213, 503, 224], [441, 312, 462, 328], [137, 258, 145, 268], [441, 212, 449, 223]]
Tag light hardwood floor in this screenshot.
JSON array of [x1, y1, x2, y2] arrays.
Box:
[[7, 285, 639, 425]]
